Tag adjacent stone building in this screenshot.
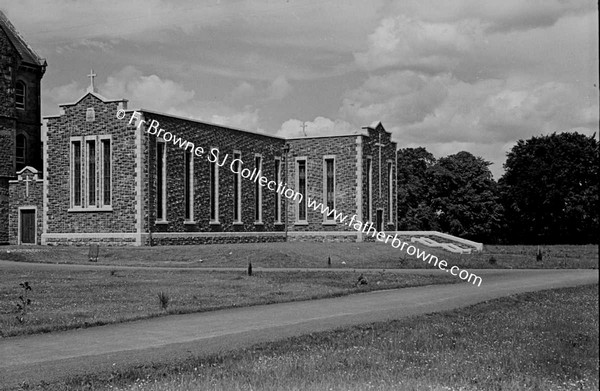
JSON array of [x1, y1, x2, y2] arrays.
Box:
[[1, 11, 397, 246], [0, 10, 46, 244]]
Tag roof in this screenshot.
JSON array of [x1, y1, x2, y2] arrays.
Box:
[[58, 91, 127, 107], [363, 121, 382, 130], [0, 10, 46, 67], [44, 91, 128, 120], [286, 131, 368, 140], [138, 108, 286, 141]]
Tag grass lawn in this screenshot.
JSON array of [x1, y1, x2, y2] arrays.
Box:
[[0, 267, 457, 337], [0, 242, 597, 269], [50, 284, 599, 391]]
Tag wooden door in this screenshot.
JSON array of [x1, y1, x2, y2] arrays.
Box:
[[20, 210, 35, 244]]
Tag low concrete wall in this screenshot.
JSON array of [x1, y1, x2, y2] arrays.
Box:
[[395, 231, 483, 252]]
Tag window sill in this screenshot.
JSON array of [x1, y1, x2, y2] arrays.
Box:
[[209, 221, 221, 225], [254, 221, 264, 225], [274, 222, 284, 226], [184, 220, 197, 225], [233, 221, 244, 225], [294, 221, 309, 226], [155, 220, 169, 225], [68, 207, 113, 213]]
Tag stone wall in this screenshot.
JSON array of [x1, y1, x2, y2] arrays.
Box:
[[361, 124, 397, 232], [8, 169, 43, 244], [0, 26, 17, 178], [43, 236, 137, 246], [44, 94, 138, 236], [285, 135, 359, 232], [148, 232, 286, 246], [1, 18, 44, 244], [140, 112, 286, 238], [287, 232, 358, 243], [14, 65, 43, 172], [0, 178, 8, 244], [1, 25, 18, 244]]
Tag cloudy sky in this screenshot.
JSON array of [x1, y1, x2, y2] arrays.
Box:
[[2, 0, 598, 178]]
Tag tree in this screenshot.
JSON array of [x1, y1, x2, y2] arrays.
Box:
[[428, 151, 503, 242], [396, 147, 437, 230], [499, 132, 599, 244]]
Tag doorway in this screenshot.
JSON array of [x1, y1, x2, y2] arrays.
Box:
[[19, 208, 36, 244]]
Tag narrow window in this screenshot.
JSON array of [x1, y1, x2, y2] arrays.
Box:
[[233, 152, 242, 222], [15, 81, 25, 109], [254, 155, 262, 222], [210, 160, 219, 222], [87, 140, 96, 207], [184, 151, 193, 221], [387, 162, 393, 223], [156, 142, 166, 220], [325, 158, 335, 220], [16, 134, 26, 164], [297, 159, 307, 221], [102, 139, 111, 206], [274, 158, 281, 223], [72, 141, 81, 207], [366, 157, 372, 222]]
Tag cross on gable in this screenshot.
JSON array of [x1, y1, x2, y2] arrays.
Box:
[[87, 69, 97, 93]]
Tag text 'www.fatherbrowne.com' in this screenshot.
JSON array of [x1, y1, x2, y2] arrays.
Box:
[[117, 109, 482, 287], [306, 199, 482, 287]]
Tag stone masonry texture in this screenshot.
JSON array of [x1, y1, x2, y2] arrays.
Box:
[[286, 135, 359, 233], [140, 112, 286, 241], [44, 95, 137, 239], [1, 14, 45, 245], [9, 170, 43, 244]]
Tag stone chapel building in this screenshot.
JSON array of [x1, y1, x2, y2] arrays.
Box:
[[2, 12, 397, 246]]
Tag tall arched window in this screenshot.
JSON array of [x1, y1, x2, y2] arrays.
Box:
[[15, 81, 26, 109], [16, 134, 26, 164]]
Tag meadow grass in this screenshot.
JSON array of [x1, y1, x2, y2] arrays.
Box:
[[0, 268, 456, 337], [50, 284, 599, 391], [0, 242, 597, 270]]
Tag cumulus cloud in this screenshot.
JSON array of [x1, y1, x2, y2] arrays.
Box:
[[340, 71, 450, 128], [11, 0, 597, 182], [354, 15, 482, 72], [46, 81, 83, 104], [462, 0, 592, 33], [385, 0, 592, 33], [276, 117, 356, 138], [100, 66, 195, 112], [44, 66, 264, 133], [267, 75, 293, 100], [3, 0, 227, 42], [209, 107, 261, 131], [340, 70, 598, 144], [231, 81, 256, 101]]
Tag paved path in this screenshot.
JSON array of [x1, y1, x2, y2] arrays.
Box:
[[0, 269, 597, 389]]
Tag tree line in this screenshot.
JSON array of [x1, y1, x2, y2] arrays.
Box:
[[396, 132, 599, 244]]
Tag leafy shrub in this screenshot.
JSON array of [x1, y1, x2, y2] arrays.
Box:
[[157, 291, 170, 311]]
